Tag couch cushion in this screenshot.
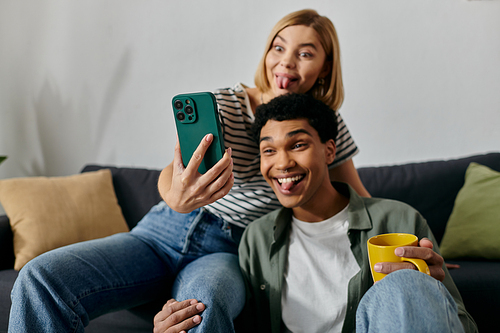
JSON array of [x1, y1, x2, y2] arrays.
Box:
[[81, 165, 162, 230], [0, 169, 129, 270], [85, 309, 154, 333], [358, 152, 500, 243], [440, 163, 500, 259], [448, 260, 500, 333]]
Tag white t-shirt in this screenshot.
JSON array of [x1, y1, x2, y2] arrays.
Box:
[[281, 205, 360, 333]]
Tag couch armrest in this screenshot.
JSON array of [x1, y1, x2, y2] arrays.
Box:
[[0, 215, 15, 270]]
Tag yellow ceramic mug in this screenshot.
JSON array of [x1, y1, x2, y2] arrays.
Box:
[[367, 233, 431, 282]]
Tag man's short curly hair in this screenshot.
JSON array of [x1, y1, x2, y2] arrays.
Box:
[[251, 93, 338, 144]]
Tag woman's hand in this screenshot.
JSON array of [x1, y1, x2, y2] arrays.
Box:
[[158, 134, 234, 213], [373, 238, 446, 282]]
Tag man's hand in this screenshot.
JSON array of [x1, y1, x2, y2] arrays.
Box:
[[153, 299, 205, 333], [373, 238, 445, 281]]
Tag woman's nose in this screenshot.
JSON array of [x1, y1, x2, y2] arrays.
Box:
[[280, 51, 296, 69]]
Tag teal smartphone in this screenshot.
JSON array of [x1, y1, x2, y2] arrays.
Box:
[[172, 92, 225, 174]]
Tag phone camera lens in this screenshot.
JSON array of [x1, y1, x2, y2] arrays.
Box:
[[185, 105, 194, 115], [176, 112, 185, 121], [174, 100, 183, 110]]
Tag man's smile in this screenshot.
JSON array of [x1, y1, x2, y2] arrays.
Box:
[[275, 174, 305, 191]]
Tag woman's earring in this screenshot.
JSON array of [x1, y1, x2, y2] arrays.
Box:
[[318, 78, 325, 85]]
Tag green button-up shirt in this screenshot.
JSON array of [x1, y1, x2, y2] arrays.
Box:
[[238, 182, 477, 333]]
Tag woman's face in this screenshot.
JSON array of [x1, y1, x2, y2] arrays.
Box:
[[265, 25, 330, 98]]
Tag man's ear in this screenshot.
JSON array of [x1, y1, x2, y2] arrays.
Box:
[[325, 139, 336, 165]]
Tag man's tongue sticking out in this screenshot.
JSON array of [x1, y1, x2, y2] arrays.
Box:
[[280, 180, 295, 191]]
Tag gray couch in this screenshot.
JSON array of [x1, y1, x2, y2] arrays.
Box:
[[1, 152, 499, 332]]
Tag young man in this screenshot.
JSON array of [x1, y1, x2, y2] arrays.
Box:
[[238, 93, 477, 333]]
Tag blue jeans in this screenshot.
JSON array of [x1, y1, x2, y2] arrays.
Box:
[[356, 270, 465, 333], [9, 202, 245, 333]]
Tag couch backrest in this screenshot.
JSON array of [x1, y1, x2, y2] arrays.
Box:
[[0, 152, 486, 271], [82, 152, 500, 244], [357, 152, 500, 244]]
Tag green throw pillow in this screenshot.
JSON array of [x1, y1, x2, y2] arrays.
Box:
[[440, 162, 500, 259]]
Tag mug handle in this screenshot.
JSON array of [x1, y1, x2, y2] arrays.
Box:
[[402, 258, 431, 276]]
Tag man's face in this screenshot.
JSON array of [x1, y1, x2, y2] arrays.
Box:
[[259, 119, 335, 214]]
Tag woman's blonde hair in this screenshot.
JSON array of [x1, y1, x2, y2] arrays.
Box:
[[254, 9, 344, 111]]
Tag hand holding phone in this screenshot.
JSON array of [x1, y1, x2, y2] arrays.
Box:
[[172, 92, 225, 174]]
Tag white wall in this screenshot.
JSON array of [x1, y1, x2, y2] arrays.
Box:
[[1, 0, 499, 183]]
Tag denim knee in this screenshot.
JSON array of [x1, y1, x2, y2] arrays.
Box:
[[13, 249, 67, 297], [356, 270, 464, 333], [172, 253, 245, 333]]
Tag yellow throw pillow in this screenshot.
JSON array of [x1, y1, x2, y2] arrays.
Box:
[[0, 169, 129, 270], [440, 163, 500, 259]]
